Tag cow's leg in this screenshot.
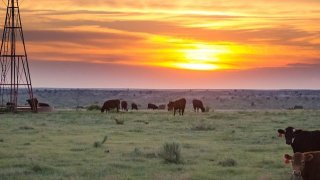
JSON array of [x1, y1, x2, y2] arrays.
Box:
[[174, 109, 176, 116], [182, 108, 185, 115]]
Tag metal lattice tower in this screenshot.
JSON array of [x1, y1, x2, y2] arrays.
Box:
[[0, 0, 35, 112]]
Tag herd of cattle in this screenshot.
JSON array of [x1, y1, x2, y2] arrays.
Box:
[[101, 98, 206, 116], [278, 127, 320, 180], [14, 98, 320, 179]]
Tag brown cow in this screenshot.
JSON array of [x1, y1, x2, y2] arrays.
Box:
[[101, 99, 120, 113], [192, 99, 205, 112], [26, 98, 38, 112], [285, 151, 320, 180], [121, 101, 128, 111], [148, 103, 158, 110], [168, 98, 186, 116], [131, 103, 138, 110]]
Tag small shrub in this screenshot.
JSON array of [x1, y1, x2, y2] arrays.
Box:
[[218, 158, 237, 167], [87, 105, 101, 111], [0, 139, 3, 142], [93, 135, 108, 148], [32, 164, 43, 172], [114, 118, 124, 125], [160, 142, 182, 164]]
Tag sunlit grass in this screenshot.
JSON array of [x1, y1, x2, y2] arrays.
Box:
[[1, 110, 318, 179]]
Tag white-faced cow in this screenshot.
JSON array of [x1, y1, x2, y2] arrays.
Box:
[[278, 127, 320, 153]]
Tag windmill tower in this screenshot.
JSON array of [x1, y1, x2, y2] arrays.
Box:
[[0, 0, 36, 112]]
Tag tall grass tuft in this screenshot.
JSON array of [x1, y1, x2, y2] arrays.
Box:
[[93, 135, 108, 148], [114, 118, 124, 125], [160, 142, 182, 164]]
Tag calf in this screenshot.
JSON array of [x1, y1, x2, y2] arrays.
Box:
[[284, 151, 320, 180], [278, 127, 320, 153]]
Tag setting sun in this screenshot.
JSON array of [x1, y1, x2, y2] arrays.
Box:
[[174, 62, 219, 71], [174, 44, 230, 70]]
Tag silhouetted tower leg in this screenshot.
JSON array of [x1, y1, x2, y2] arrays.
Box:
[[0, 0, 36, 112]]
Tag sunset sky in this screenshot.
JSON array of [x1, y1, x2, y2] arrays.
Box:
[[1, 0, 319, 89]]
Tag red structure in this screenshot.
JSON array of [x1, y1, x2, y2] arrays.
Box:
[[0, 0, 36, 112]]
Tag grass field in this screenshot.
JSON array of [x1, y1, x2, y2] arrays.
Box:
[[1, 110, 320, 180]]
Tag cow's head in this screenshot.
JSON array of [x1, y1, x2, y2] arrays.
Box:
[[167, 102, 173, 111], [278, 127, 297, 145], [284, 153, 314, 179]]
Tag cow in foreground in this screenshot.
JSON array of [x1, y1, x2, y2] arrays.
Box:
[[278, 127, 320, 153], [192, 99, 205, 112], [148, 103, 158, 110], [284, 151, 320, 180], [131, 103, 138, 110], [101, 99, 120, 113], [121, 101, 128, 111], [168, 98, 186, 116]]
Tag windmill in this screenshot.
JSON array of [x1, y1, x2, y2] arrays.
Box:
[[0, 0, 36, 112]]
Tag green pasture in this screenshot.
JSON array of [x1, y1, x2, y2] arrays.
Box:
[[1, 110, 319, 180]]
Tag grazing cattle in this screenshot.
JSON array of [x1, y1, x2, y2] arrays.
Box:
[[148, 103, 158, 110], [192, 99, 205, 112], [158, 104, 166, 110], [284, 152, 320, 180], [101, 99, 120, 113], [121, 101, 128, 111], [289, 106, 304, 110], [39, 103, 50, 107], [26, 98, 38, 112], [131, 103, 138, 110], [167, 98, 186, 116], [294, 106, 304, 110], [278, 127, 320, 153], [6, 102, 15, 107]]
